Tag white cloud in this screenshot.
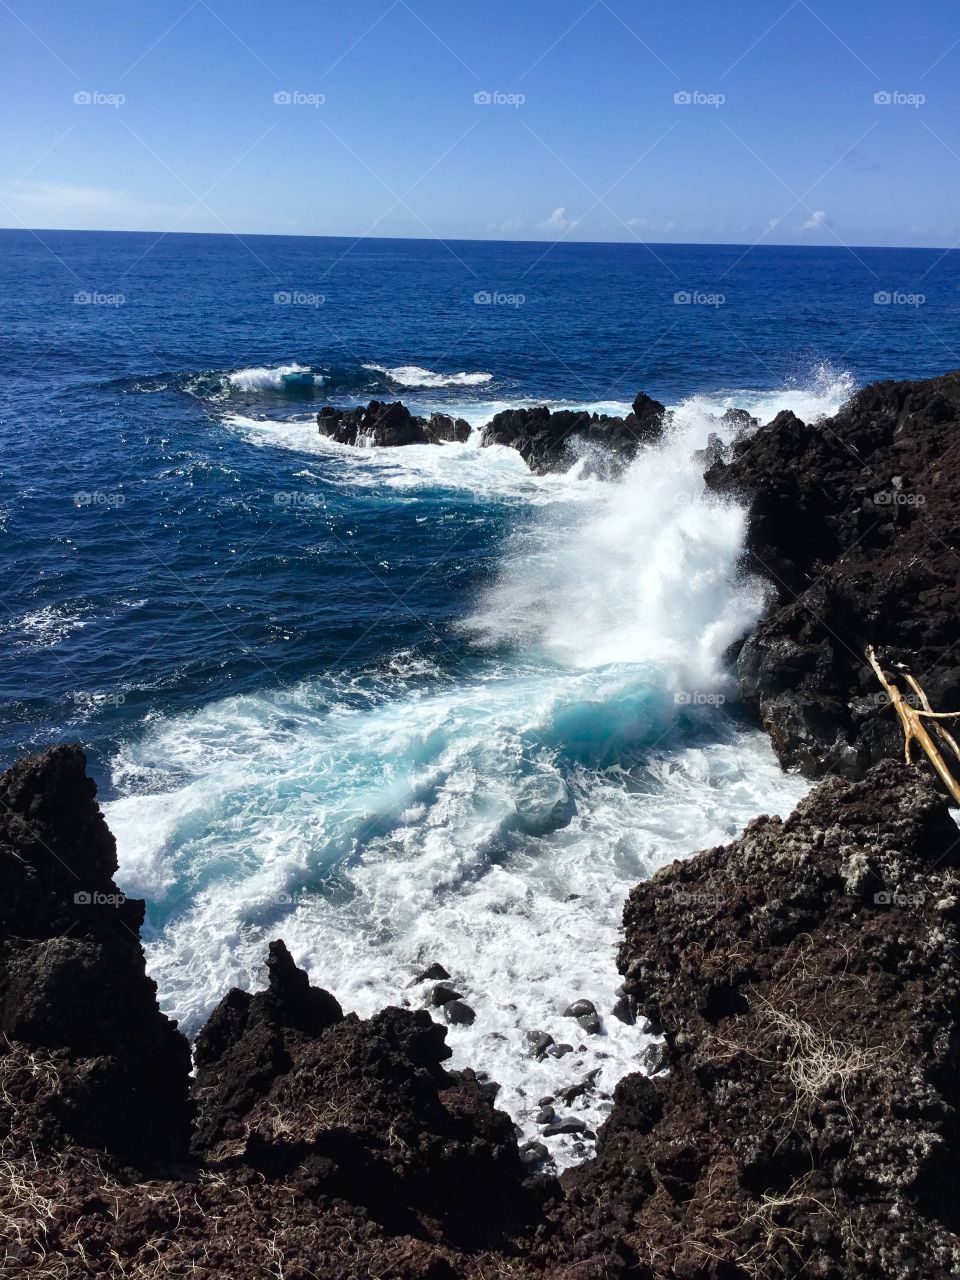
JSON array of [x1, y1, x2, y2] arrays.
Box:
[[800, 209, 832, 231], [0, 181, 246, 233], [625, 216, 676, 233], [539, 206, 577, 233]]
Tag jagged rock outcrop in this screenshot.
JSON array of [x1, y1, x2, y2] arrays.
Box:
[[706, 370, 960, 777], [481, 391, 666, 475], [0, 744, 192, 1164], [0, 747, 547, 1279], [317, 400, 470, 447], [560, 761, 960, 1278]]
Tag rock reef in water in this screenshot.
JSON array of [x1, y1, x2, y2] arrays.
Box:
[[316, 390, 667, 474], [317, 399, 470, 447], [480, 391, 666, 475], [706, 370, 960, 777]]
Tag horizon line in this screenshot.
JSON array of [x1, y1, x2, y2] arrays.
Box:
[[0, 226, 955, 254]]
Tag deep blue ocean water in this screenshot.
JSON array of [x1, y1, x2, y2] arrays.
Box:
[[1, 229, 957, 1160]]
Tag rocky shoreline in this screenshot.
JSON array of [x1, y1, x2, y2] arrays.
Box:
[[3, 370, 960, 1276]]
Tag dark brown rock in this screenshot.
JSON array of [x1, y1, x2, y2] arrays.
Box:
[[561, 761, 960, 1277], [706, 369, 960, 778], [480, 390, 666, 475]]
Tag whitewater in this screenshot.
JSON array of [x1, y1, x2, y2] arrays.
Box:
[[105, 370, 850, 1165]]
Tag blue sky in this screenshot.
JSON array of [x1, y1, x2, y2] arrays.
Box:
[[2, 0, 959, 246]]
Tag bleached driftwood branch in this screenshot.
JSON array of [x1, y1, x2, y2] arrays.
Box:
[[866, 646, 960, 805]]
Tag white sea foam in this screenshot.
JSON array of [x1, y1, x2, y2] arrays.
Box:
[[2, 605, 91, 651], [107, 368, 852, 1165], [107, 673, 807, 1167], [227, 364, 319, 391], [463, 396, 770, 675], [362, 363, 493, 388]]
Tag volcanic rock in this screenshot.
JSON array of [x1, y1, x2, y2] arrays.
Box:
[[317, 401, 470, 448], [480, 390, 666, 474], [705, 370, 960, 777], [561, 761, 960, 1277]]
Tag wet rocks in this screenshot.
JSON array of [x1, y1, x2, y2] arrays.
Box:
[[428, 982, 463, 1006], [442, 998, 476, 1025], [410, 960, 450, 984], [543, 1117, 587, 1137], [519, 1140, 549, 1168], [318, 400, 471, 448], [546, 1041, 573, 1057], [563, 998, 601, 1035], [705, 369, 960, 779], [480, 390, 666, 475], [611, 992, 636, 1025], [526, 1029, 554, 1059], [0, 745, 192, 1164], [424, 411, 471, 443], [562, 761, 960, 1277]]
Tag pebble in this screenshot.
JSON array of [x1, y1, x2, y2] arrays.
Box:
[[542, 1118, 587, 1137], [526, 1030, 554, 1059], [563, 999, 597, 1019], [428, 983, 463, 1007], [409, 962, 450, 985], [611, 994, 636, 1025], [443, 999, 476, 1026]]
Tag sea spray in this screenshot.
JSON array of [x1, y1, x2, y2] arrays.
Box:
[[105, 382, 845, 1165]]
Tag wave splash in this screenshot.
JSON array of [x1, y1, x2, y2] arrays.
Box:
[[361, 363, 494, 389], [103, 369, 847, 1164], [464, 396, 769, 681]]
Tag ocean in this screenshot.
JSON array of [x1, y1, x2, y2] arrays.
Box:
[[2, 229, 957, 1160]]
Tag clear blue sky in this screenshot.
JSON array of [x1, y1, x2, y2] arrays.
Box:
[[2, 0, 959, 246]]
